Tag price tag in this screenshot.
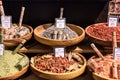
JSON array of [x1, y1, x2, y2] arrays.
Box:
[[108, 15, 118, 27], [0, 44, 4, 55], [114, 47, 120, 60], [1, 16, 12, 29], [55, 18, 66, 28], [54, 47, 65, 57]]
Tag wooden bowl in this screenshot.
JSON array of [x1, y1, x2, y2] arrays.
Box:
[[30, 53, 86, 80], [85, 23, 120, 47], [34, 23, 85, 47], [92, 73, 116, 80], [88, 56, 117, 80], [3, 24, 33, 47], [0, 50, 29, 80]]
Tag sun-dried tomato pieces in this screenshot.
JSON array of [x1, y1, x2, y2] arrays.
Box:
[[87, 23, 120, 41]]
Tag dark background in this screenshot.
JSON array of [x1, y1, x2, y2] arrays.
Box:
[[2, 0, 109, 28]]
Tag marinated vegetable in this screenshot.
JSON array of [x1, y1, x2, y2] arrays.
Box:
[[32, 52, 84, 73], [87, 23, 120, 41]]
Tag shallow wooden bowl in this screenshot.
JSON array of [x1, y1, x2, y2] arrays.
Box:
[[34, 23, 85, 47], [3, 24, 33, 47], [30, 53, 86, 80], [0, 51, 29, 80], [85, 23, 120, 47], [88, 56, 116, 80], [92, 73, 116, 80]]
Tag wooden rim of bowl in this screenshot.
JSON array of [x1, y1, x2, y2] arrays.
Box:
[[0, 52, 29, 79], [0, 65, 29, 79], [30, 53, 86, 75], [34, 23, 85, 42], [85, 22, 120, 42], [93, 72, 116, 80]]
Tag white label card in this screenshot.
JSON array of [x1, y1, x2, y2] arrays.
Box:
[[54, 47, 65, 57], [0, 44, 4, 55], [55, 18, 66, 28], [114, 47, 120, 60], [1, 16, 12, 29], [108, 16, 118, 27]]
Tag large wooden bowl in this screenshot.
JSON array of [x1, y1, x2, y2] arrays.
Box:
[[0, 50, 29, 80], [88, 56, 116, 80], [34, 23, 85, 47], [85, 23, 120, 47], [30, 53, 86, 80], [3, 24, 33, 47]]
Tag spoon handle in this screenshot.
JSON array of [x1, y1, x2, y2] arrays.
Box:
[[91, 43, 104, 59]]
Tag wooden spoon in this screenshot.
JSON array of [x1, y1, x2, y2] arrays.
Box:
[[112, 31, 117, 51], [12, 39, 26, 54], [19, 7, 25, 27], [0, 1, 5, 16], [60, 8, 64, 19], [90, 43, 104, 59]]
